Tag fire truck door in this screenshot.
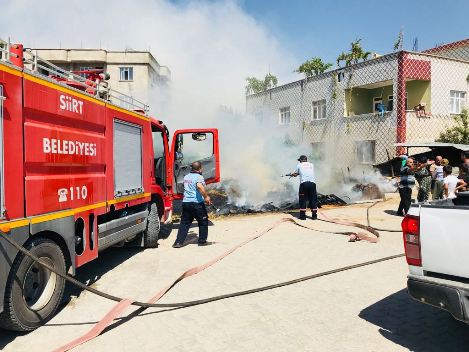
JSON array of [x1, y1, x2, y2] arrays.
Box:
[[171, 129, 220, 197]]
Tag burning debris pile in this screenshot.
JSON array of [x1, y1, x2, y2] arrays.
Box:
[[351, 183, 383, 200], [205, 182, 348, 216], [173, 172, 396, 217]]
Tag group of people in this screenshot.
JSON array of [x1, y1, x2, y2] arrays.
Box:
[[173, 151, 468, 247], [397, 151, 469, 216]]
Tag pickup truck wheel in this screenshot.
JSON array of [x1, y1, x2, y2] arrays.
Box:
[[144, 203, 160, 248], [0, 238, 66, 332]]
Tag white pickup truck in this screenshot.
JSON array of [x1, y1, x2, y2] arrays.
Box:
[[403, 191, 469, 324]]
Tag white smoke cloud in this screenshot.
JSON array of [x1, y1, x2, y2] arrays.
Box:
[[0, 0, 297, 121], [5, 1, 387, 207], [1, 0, 309, 207]]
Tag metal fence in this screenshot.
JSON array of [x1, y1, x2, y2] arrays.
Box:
[[246, 41, 469, 169]]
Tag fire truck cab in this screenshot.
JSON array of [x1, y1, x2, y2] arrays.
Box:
[[0, 40, 220, 331]]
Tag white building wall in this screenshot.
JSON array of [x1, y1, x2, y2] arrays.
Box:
[[406, 53, 469, 143], [247, 51, 469, 168], [247, 53, 399, 167]]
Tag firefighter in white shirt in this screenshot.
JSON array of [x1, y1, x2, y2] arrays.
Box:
[[288, 155, 318, 220]]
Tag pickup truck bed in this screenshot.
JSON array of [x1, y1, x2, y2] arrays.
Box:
[[404, 192, 469, 324]]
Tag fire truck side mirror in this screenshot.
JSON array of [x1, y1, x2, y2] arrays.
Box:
[[192, 132, 207, 141]]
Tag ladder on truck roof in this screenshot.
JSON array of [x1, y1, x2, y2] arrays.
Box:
[[0, 38, 149, 114]]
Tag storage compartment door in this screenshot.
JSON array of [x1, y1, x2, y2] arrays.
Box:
[[0, 85, 4, 217], [113, 120, 143, 197]]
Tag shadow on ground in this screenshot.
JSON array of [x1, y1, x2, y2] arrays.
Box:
[[158, 219, 214, 240], [384, 209, 403, 217], [0, 246, 143, 348], [360, 289, 469, 352]]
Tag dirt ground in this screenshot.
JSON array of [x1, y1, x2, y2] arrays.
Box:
[[1, 195, 468, 352]]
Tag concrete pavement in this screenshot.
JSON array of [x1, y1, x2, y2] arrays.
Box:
[[1, 198, 468, 351]]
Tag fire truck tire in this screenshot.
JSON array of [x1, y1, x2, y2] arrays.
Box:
[[0, 237, 66, 332], [144, 203, 160, 248]]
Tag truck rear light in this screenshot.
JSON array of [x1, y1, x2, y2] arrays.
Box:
[[402, 215, 421, 266]]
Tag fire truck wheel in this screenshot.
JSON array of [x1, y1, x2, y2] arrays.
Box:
[[144, 203, 160, 248], [0, 237, 66, 332]]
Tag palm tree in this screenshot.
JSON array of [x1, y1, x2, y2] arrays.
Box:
[[245, 74, 278, 95], [337, 39, 371, 67], [263, 73, 278, 90], [336, 51, 351, 67], [295, 57, 333, 78]]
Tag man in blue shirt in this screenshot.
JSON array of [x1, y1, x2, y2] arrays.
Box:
[[173, 161, 212, 248], [288, 155, 318, 220]]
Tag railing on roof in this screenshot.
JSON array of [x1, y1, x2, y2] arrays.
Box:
[[0, 38, 15, 64], [0, 38, 150, 114]]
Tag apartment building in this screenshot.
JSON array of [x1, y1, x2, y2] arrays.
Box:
[[34, 48, 171, 116], [246, 39, 469, 167]]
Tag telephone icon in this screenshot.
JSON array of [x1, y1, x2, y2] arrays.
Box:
[[58, 188, 68, 203]]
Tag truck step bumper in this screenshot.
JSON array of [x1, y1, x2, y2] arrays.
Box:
[[408, 278, 469, 324]]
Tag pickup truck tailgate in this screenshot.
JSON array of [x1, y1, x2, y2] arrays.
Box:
[[420, 206, 469, 279]]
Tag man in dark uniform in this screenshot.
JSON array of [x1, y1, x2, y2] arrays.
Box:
[[173, 161, 212, 248], [288, 155, 318, 220]]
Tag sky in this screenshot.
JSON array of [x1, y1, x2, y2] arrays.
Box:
[[0, 0, 466, 203], [240, 0, 469, 68], [1, 0, 468, 108]]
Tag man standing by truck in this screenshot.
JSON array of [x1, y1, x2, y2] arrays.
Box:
[[397, 157, 417, 216], [288, 155, 318, 220], [173, 161, 212, 248], [431, 155, 445, 199], [443, 165, 467, 199]]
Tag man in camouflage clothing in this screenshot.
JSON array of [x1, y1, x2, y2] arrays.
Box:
[[415, 157, 432, 203]]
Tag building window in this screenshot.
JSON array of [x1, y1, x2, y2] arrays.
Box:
[[119, 67, 134, 81], [78, 66, 103, 78], [279, 107, 290, 125], [450, 90, 466, 114], [387, 95, 394, 111], [312, 99, 326, 120], [356, 140, 376, 164], [78, 66, 93, 78], [337, 71, 345, 82]]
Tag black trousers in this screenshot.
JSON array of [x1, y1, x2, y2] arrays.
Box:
[[397, 187, 412, 215], [175, 202, 209, 244], [299, 182, 318, 216]]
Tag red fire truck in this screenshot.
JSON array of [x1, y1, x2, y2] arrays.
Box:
[[0, 40, 220, 331]]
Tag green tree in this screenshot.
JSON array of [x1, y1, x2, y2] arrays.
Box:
[[337, 39, 371, 67], [245, 77, 264, 95], [245, 73, 278, 95], [437, 109, 469, 144], [264, 73, 278, 90], [295, 57, 332, 78], [336, 51, 351, 67]]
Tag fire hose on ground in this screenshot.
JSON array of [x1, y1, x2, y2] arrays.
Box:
[[0, 204, 405, 352]]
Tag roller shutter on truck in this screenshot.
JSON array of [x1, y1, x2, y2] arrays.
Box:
[[113, 120, 143, 197], [0, 85, 4, 217]]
